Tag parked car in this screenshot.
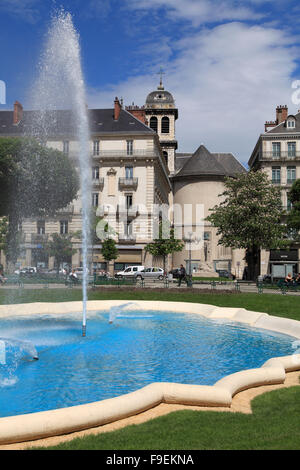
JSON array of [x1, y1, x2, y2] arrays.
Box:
[[14, 266, 37, 276], [74, 267, 90, 279], [115, 266, 144, 279], [217, 270, 235, 279], [135, 267, 165, 281]]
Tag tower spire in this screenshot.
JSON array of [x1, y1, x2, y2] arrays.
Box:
[[157, 66, 165, 90]]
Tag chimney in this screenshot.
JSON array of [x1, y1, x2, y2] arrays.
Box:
[[13, 101, 23, 125], [114, 97, 121, 121], [276, 105, 288, 124]]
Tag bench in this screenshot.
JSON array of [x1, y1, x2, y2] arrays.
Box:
[[277, 280, 300, 295]]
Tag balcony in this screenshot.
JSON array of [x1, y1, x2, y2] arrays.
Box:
[[117, 204, 139, 219], [91, 149, 159, 159], [119, 177, 138, 190], [31, 233, 49, 244], [92, 177, 104, 189], [56, 204, 74, 215], [118, 234, 136, 244], [260, 151, 300, 161]]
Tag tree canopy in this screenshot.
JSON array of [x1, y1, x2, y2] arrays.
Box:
[[0, 137, 79, 219], [0, 137, 79, 265], [287, 179, 300, 238], [145, 220, 184, 272], [206, 170, 285, 279]]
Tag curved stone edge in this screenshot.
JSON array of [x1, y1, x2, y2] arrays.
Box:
[[0, 300, 299, 444]]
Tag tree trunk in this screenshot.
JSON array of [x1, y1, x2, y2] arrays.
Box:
[[246, 246, 260, 281]]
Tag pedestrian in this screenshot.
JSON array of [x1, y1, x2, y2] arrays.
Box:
[[178, 264, 186, 287]]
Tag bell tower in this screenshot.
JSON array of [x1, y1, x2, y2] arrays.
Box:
[[144, 71, 178, 173]]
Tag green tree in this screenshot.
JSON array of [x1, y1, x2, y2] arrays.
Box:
[[101, 238, 119, 266], [0, 137, 79, 266], [45, 233, 77, 275], [287, 179, 300, 239], [206, 170, 285, 280], [145, 220, 184, 273]]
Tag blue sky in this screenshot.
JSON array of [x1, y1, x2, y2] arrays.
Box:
[[1, 0, 300, 166]]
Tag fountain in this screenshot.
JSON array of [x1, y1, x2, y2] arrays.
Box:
[[0, 338, 38, 387], [29, 10, 91, 337], [108, 303, 138, 323]]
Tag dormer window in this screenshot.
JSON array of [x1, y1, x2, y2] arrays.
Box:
[[287, 117, 296, 128]]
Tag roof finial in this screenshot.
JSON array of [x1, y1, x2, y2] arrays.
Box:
[[157, 66, 165, 90]]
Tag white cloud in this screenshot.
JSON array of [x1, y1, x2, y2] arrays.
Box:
[[125, 0, 263, 26], [0, 0, 41, 23], [87, 21, 299, 167]]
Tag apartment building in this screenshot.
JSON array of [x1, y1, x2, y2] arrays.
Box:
[[248, 105, 300, 277], [0, 98, 171, 273]]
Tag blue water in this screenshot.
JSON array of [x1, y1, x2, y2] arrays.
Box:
[[0, 309, 295, 418]]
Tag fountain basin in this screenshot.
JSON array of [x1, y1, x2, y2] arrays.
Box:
[[0, 300, 299, 444]]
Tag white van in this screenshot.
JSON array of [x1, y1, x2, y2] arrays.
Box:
[[115, 266, 144, 279]]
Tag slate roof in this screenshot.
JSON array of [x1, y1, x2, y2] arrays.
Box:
[[266, 112, 300, 134], [173, 145, 246, 179], [0, 108, 155, 137]]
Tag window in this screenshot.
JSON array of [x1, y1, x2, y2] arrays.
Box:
[[287, 194, 293, 211], [287, 119, 296, 128], [92, 193, 99, 207], [127, 140, 133, 156], [272, 166, 281, 183], [288, 142, 296, 157], [272, 142, 281, 158], [93, 140, 100, 156], [125, 220, 133, 237], [126, 194, 133, 209], [161, 116, 170, 134], [63, 141, 69, 155], [203, 232, 211, 241], [125, 166, 133, 178], [287, 166, 296, 184], [37, 220, 45, 235], [163, 151, 168, 165], [60, 220, 68, 234], [149, 116, 158, 133], [92, 166, 99, 179]]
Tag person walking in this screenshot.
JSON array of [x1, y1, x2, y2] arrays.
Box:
[[178, 264, 186, 287]]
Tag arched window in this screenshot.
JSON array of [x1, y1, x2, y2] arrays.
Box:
[[149, 116, 158, 132], [163, 151, 168, 165], [161, 116, 169, 134]]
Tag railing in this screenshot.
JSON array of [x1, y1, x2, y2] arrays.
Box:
[[117, 204, 139, 218], [92, 177, 104, 188], [118, 235, 136, 244], [119, 177, 138, 189], [31, 234, 49, 243], [260, 151, 300, 160], [91, 149, 159, 159], [56, 204, 74, 215]]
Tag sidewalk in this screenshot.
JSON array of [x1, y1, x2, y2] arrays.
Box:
[[1, 280, 300, 295]]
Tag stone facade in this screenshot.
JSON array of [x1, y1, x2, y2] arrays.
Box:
[[248, 105, 300, 278]]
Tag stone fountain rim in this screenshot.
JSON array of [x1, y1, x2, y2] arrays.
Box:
[[0, 299, 299, 445]]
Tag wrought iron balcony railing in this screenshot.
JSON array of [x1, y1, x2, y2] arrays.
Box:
[[119, 177, 138, 189], [260, 151, 300, 160]]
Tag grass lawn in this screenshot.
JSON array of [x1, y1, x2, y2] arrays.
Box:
[[1, 287, 300, 450], [0, 287, 299, 320], [30, 386, 300, 450]]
